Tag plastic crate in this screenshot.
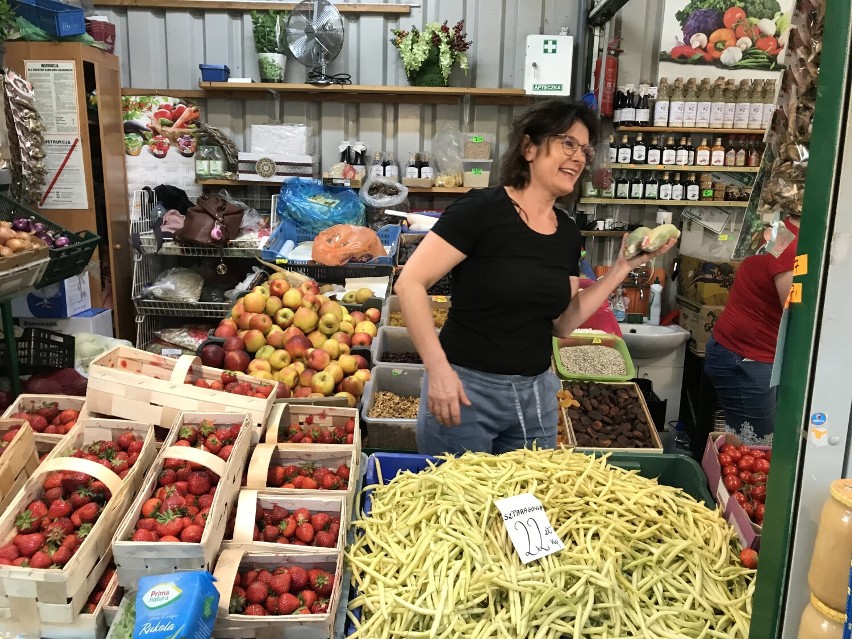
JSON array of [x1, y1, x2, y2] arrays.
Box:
[[0, 327, 75, 374], [0, 254, 48, 298], [199, 64, 230, 82], [360, 366, 423, 452], [370, 326, 422, 367], [552, 332, 635, 382], [0, 194, 99, 288], [11, 0, 85, 36]]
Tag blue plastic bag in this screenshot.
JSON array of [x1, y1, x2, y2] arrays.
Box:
[[278, 178, 365, 234], [134, 571, 219, 638]]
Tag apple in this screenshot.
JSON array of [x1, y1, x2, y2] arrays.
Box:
[[324, 362, 344, 384], [265, 296, 284, 316], [352, 368, 371, 384], [318, 313, 340, 336], [230, 300, 244, 321], [355, 288, 373, 304], [255, 345, 276, 360], [292, 361, 306, 375], [243, 330, 267, 353], [355, 321, 378, 337], [341, 376, 364, 397], [199, 344, 225, 368], [238, 312, 256, 331], [339, 321, 355, 335], [338, 343, 350, 356], [364, 307, 381, 324], [310, 371, 336, 396], [249, 313, 274, 335], [281, 326, 305, 342], [349, 311, 366, 324], [352, 332, 373, 347], [319, 300, 344, 321], [331, 331, 351, 347], [276, 366, 299, 389], [277, 384, 291, 399], [269, 278, 290, 297], [250, 370, 275, 381], [242, 291, 266, 314], [269, 349, 291, 371], [293, 386, 313, 398], [275, 308, 295, 329], [285, 335, 313, 360], [320, 339, 340, 360], [301, 293, 318, 310], [268, 272, 287, 282], [306, 330, 326, 349], [335, 391, 358, 408], [293, 307, 319, 333], [223, 336, 246, 352], [214, 323, 238, 339], [299, 280, 320, 296], [342, 291, 357, 304], [224, 350, 250, 373], [266, 328, 287, 349], [252, 285, 270, 299], [248, 358, 272, 373], [306, 348, 331, 372], [299, 369, 315, 388], [354, 354, 370, 370], [282, 288, 303, 310], [238, 330, 248, 340], [337, 354, 358, 375]]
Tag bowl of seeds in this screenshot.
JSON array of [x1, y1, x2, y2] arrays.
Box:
[[552, 333, 635, 383]]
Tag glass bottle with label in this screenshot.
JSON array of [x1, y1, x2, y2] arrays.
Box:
[[747, 141, 761, 167], [659, 171, 673, 200], [194, 136, 212, 179], [723, 80, 737, 129], [631, 133, 647, 163], [647, 135, 662, 165], [654, 77, 670, 127], [621, 84, 637, 127], [583, 170, 599, 198], [669, 78, 685, 128], [636, 84, 651, 127], [686, 138, 696, 165], [710, 77, 726, 129], [662, 136, 677, 165], [420, 152, 433, 179], [734, 80, 752, 129], [615, 172, 630, 199], [685, 172, 700, 201], [675, 136, 689, 166], [725, 140, 737, 167], [370, 151, 384, 177], [608, 134, 617, 164], [339, 140, 351, 164], [696, 78, 712, 128], [613, 86, 625, 126], [748, 79, 765, 130], [405, 152, 419, 178], [682, 78, 699, 127], [617, 135, 632, 164], [383, 152, 399, 178], [761, 79, 777, 129], [711, 137, 726, 166], [643, 173, 659, 199], [808, 479, 852, 611], [696, 137, 711, 166], [629, 172, 645, 199], [671, 173, 685, 200], [601, 173, 615, 198], [208, 144, 226, 177], [735, 140, 747, 167], [351, 141, 367, 176]]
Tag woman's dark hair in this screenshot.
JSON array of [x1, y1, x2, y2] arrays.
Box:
[[499, 100, 600, 189]]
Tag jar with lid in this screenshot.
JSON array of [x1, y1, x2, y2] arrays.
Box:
[[808, 479, 852, 610], [797, 593, 845, 639], [713, 182, 726, 201]]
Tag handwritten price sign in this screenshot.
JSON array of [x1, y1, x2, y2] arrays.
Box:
[[494, 493, 564, 563]]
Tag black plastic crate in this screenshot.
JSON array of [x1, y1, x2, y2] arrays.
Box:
[[0, 194, 100, 288], [632, 377, 668, 431], [0, 327, 75, 374]]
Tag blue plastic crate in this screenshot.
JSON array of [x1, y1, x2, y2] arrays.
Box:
[[12, 0, 85, 36], [199, 63, 230, 82]]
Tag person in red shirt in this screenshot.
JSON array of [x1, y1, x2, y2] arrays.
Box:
[[703, 215, 800, 445]]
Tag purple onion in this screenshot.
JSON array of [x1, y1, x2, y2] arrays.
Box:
[[31, 222, 46, 234], [35, 231, 53, 246], [53, 236, 71, 248], [12, 217, 30, 232]]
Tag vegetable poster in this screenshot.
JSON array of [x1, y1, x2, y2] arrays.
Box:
[[122, 95, 203, 208], [658, 0, 794, 79]]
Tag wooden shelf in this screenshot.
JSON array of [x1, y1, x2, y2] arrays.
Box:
[[96, 0, 410, 12], [198, 82, 534, 106], [609, 164, 759, 173], [580, 198, 749, 207], [197, 178, 280, 186], [197, 180, 472, 195], [581, 230, 626, 237], [617, 126, 766, 135], [122, 87, 206, 98], [408, 187, 471, 194]]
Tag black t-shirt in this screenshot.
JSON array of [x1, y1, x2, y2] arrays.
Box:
[[431, 187, 581, 376]]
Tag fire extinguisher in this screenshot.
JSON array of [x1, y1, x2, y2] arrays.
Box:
[[594, 38, 622, 117]]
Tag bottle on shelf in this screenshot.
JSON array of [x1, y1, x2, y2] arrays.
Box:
[[617, 134, 632, 164], [636, 84, 651, 127], [612, 286, 627, 322], [669, 77, 685, 128], [735, 139, 747, 167], [583, 170, 599, 198], [711, 137, 726, 166], [420, 152, 433, 179], [644, 173, 659, 199], [370, 151, 384, 177], [351, 141, 367, 176], [748, 79, 765, 130], [601, 173, 616, 198], [383, 152, 399, 178], [629, 172, 645, 199], [724, 139, 737, 167], [671, 173, 685, 200], [631, 133, 647, 163], [747, 140, 762, 168], [686, 138, 696, 165], [615, 171, 630, 199], [648, 278, 663, 325], [685, 172, 700, 201], [647, 135, 662, 165], [734, 79, 752, 129], [608, 134, 617, 163], [696, 137, 711, 166], [662, 136, 677, 165], [723, 79, 737, 129], [696, 78, 712, 128], [613, 85, 626, 126], [659, 171, 673, 200], [339, 140, 351, 164], [405, 152, 419, 178], [710, 77, 726, 129], [621, 84, 637, 126], [761, 79, 777, 129], [207, 144, 226, 178], [194, 135, 212, 179], [682, 78, 698, 128], [675, 136, 690, 166], [654, 77, 670, 127]]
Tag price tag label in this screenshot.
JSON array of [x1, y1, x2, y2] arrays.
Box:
[[470, 136, 484, 143], [794, 254, 808, 276], [162, 349, 182, 358], [472, 168, 483, 175], [789, 282, 802, 304], [494, 493, 564, 564], [592, 337, 602, 344], [719, 234, 729, 241], [431, 295, 448, 303]]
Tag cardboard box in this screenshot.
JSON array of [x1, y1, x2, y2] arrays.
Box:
[[677, 254, 740, 305], [18, 308, 113, 337], [322, 173, 363, 189], [11, 274, 91, 318], [86, 18, 116, 54], [237, 152, 317, 182], [677, 296, 724, 354]]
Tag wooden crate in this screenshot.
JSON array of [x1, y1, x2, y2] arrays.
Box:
[[85, 346, 278, 443], [112, 412, 252, 589], [212, 548, 342, 639], [225, 490, 348, 553], [0, 421, 156, 625], [41, 418, 153, 465], [0, 419, 39, 512], [1, 394, 89, 444], [35, 558, 117, 639], [264, 403, 361, 454]]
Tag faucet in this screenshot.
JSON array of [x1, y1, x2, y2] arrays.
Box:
[[626, 270, 644, 300]]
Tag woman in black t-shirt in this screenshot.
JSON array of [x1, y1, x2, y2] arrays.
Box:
[[394, 100, 676, 456]]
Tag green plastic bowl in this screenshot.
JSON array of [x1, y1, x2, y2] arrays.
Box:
[[552, 333, 636, 382]]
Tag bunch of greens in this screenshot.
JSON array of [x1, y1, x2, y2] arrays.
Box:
[[675, 0, 781, 25], [0, 0, 17, 44], [251, 10, 287, 54]]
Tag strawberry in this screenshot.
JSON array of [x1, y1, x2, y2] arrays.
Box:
[[197, 493, 214, 510], [301, 477, 319, 490], [244, 604, 267, 616], [132, 529, 156, 542], [194, 379, 210, 389], [76, 523, 93, 540], [268, 573, 291, 595], [221, 371, 238, 386], [309, 569, 333, 597], [116, 432, 137, 451], [229, 424, 242, 440], [199, 420, 216, 437], [289, 566, 308, 591], [336, 464, 351, 481], [29, 551, 54, 569], [203, 436, 222, 455], [43, 487, 64, 506], [295, 523, 314, 543], [43, 472, 64, 491], [161, 493, 187, 514], [0, 544, 19, 561], [314, 531, 336, 548], [310, 513, 331, 532], [136, 518, 157, 532], [299, 589, 318, 610], [35, 404, 60, 422], [158, 469, 177, 486], [141, 498, 161, 518], [243, 570, 259, 587], [27, 415, 48, 432], [267, 467, 286, 487], [177, 426, 198, 446], [345, 418, 356, 434], [321, 474, 341, 490], [57, 409, 79, 425], [1, 429, 19, 443], [11, 558, 29, 567], [311, 599, 330, 614], [277, 593, 301, 615], [180, 524, 205, 543], [279, 518, 297, 538], [210, 380, 224, 391], [51, 546, 73, 567], [317, 430, 334, 445], [245, 581, 269, 605], [263, 525, 280, 543], [15, 510, 42, 534], [257, 569, 273, 584], [155, 511, 184, 538], [229, 588, 246, 614], [264, 594, 280, 614], [61, 534, 81, 551], [75, 503, 100, 524], [218, 445, 233, 461], [187, 472, 212, 496], [70, 487, 94, 510], [45, 518, 74, 544], [128, 440, 145, 455], [332, 427, 347, 443]]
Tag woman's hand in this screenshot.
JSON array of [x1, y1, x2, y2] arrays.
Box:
[[427, 362, 471, 426], [615, 235, 679, 271]]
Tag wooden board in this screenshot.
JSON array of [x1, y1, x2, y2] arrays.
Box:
[[0, 420, 38, 512]]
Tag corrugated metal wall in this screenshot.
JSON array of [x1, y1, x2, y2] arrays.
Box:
[[101, 0, 586, 172]]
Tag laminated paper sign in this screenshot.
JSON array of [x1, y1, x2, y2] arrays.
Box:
[[40, 134, 88, 209], [24, 61, 79, 135]]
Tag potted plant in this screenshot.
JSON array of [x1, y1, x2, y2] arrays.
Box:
[[0, 0, 17, 66], [251, 10, 287, 83], [390, 20, 472, 87]]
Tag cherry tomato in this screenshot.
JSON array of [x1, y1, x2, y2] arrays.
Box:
[[754, 459, 771, 474], [764, 450, 772, 462], [750, 450, 766, 460], [723, 464, 739, 476], [750, 485, 767, 503], [718, 453, 733, 467], [734, 491, 748, 505], [740, 548, 758, 569], [724, 475, 742, 492], [738, 470, 753, 484], [742, 502, 755, 518], [738, 445, 751, 455], [750, 471, 768, 485], [756, 503, 766, 523], [721, 445, 742, 462], [738, 456, 756, 472]]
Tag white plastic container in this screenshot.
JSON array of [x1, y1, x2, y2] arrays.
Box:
[[463, 160, 493, 188], [648, 278, 663, 325]]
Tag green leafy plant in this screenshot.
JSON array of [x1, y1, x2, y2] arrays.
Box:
[[251, 10, 286, 54], [390, 20, 472, 84], [0, 0, 18, 46]]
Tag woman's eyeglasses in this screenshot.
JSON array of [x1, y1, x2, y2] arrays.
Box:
[[552, 135, 596, 163]]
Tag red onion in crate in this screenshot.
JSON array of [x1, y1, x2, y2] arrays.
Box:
[[31, 222, 47, 234], [11, 217, 30, 232], [54, 236, 71, 248]]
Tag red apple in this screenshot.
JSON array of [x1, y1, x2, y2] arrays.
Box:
[[199, 344, 225, 368], [320, 339, 341, 360], [331, 331, 351, 347], [281, 326, 305, 343], [306, 348, 331, 372], [243, 330, 267, 353], [265, 296, 284, 316], [324, 362, 344, 384], [299, 281, 320, 296], [306, 330, 326, 349], [364, 307, 381, 324], [349, 311, 366, 324], [299, 369, 315, 388], [352, 368, 371, 384], [285, 335, 312, 360], [269, 278, 290, 297], [335, 391, 357, 408], [355, 321, 378, 337], [266, 329, 286, 349], [354, 355, 370, 370], [249, 313, 274, 335], [223, 336, 246, 352], [337, 354, 358, 375], [282, 288, 303, 310], [351, 332, 373, 347], [341, 376, 364, 397], [248, 359, 272, 373], [237, 312, 256, 331], [276, 366, 299, 389], [242, 291, 267, 314], [214, 322, 238, 338], [293, 386, 313, 398], [223, 350, 250, 373]]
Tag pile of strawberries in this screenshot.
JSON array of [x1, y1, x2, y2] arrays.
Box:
[[0, 431, 144, 568], [8, 403, 80, 435], [184, 371, 274, 399], [83, 563, 116, 614], [0, 427, 22, 457], [247, 505, 340, 548], [265, 462, 350, 491], [129, 420, 239, 543], [230, 565, 335, 616], [278, 415, 356, 445]]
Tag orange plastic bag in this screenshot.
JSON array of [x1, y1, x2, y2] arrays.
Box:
[[311, 224, 387, 266]]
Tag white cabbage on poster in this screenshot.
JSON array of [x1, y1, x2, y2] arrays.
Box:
[[658, 0, 795, 81]]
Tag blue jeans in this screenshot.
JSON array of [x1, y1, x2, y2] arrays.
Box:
[[416, 365, 561, 456], [703, 335, 776, 445]]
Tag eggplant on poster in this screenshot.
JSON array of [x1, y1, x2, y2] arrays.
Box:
[[659, 0, 793, 74]]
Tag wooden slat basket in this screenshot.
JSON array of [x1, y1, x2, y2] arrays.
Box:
[[38, 561, 118, 639], [0, 419, 39, 512], [264, 403, 361, 455], [1, 394, 89, 445]]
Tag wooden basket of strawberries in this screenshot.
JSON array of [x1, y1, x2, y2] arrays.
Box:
[[264, 403, 361, 455], [38, 560, 118, 639], [1, 394, 88, 445], [0, 421, 155, 627], [111, 412, 252, 589], [0, 419, 39, 512]]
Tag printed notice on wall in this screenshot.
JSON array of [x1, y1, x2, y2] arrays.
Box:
[[40, 135, 88, 209], [24, 61, 79, 134]]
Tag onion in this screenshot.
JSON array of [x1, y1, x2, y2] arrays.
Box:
[[0, 226, 14, 244], [35, 230, 53, 246], [31, 222, 46, 234], [0, 246, 11, 257], [11, 217, 30, 232], [5, 238, 26, 252], [54, 236, 71, 248]]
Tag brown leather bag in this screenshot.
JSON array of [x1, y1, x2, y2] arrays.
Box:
[[176, 195, 244, 246]]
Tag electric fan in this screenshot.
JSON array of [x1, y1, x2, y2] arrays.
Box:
[[286, 0, 346, 84]]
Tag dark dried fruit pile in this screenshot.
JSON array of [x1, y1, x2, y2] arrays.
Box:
[[564, 382, 655, 449], [380, 352, 422, 364]]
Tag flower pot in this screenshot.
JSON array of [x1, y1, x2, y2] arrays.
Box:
[[406, 48, 448, 87], [257, 52, 286, 82]]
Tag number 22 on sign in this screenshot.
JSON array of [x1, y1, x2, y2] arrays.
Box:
[[494, 493, 565, 563]]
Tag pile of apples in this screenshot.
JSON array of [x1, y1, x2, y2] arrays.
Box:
[[205, 275, 375, 406]]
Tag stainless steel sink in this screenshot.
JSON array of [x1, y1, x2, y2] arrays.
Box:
[[618, 323, 690, 359]]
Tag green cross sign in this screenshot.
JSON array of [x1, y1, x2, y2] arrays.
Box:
[[543, 39, 557, 54]]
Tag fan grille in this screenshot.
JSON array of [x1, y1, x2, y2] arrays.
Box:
[[286, 0, 344, 68]]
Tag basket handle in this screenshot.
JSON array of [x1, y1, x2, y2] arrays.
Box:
[[246, 443, 277, 489], [160, 444, 227, 478], [170, 354, 202, 384], [263, 404, 285, 444], [232, 489, 258, 543], [34, 457, 124, 497], [212, 547, 242, 617]]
